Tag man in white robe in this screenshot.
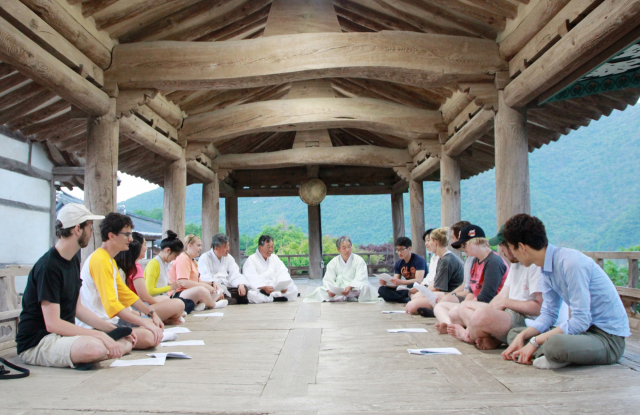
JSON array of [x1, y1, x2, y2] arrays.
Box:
[[199, 233, 249, 305], [305, 236, 378, 303], [242, 235, 299, 303]]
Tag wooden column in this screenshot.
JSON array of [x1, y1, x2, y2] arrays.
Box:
[[83, 97, 117, 259], [308, 204, 323, 279], [201, 177, 219, 252], [225, 196, 240, 260], [440, 153, 461, 228], [163, 149, 187, 240], [391, 192, 405, 262], [409, 180, 426, 259], [495, 90, 530, 229]]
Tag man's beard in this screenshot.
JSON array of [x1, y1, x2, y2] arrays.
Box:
[[78, 229, 91, 248]]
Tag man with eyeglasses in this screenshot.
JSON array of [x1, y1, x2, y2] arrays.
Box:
[[77, 212, 164, 351], [378, 236, 426, 303]]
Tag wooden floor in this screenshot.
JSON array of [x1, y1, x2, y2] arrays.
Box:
[[3, 279, 640, 415]]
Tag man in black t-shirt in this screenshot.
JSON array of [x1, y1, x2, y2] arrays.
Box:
[[17, 203, 133, 368], [378, 236, 427, 303]]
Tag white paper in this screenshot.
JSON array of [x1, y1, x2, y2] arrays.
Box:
[[407, 347, 462, 355], [193, 312, 224, 317], [147, 352, 191, 359], [164, 327, 191, 334], [375, 273, 396, 288], [273, 280, 290, 292], [413, 283, 439, 304], [160, 340, 205, 347], [327, 283, 345, 295], [381, 310, 406, 314], [110, 356, 167, 367], [387, 328, 428, 333]]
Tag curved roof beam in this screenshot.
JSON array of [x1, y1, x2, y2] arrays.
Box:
[[106, 32, 506, 90], [180, 97, 444, 145]]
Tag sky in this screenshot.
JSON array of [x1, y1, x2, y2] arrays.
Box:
[[66, 172, 158, 203]]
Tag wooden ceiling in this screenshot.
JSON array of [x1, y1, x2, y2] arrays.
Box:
[[1, 0, 639, 190]]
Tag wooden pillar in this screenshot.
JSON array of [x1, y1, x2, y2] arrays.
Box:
[[391, 192, 405, 262], [225, 196, 240, 260], [495, 90, 530, 230], [409, 180, 426, 259], [308, 204, 323, 279], [440, 153, 461, 228], [83, 97, 118, 259], [201, 177, 219, 252], [163, 149, 186, 240]]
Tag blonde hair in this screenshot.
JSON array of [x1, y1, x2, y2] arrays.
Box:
[[183, 234, 201, 246], [467, 237, 490, 247], [430, 227, 449, 247]]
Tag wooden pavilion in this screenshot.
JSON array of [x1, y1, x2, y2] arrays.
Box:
[[0, 0, 639, 280]]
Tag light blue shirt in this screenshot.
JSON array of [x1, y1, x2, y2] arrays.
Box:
[[530, 244, 630, 337]]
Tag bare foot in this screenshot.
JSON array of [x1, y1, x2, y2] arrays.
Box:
[[447, 324, 472, 343], [435, 322, 448, 334], [166, 317, 183, 326], [475, 336, 502, 350]]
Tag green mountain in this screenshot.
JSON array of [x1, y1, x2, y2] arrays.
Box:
[[121, 101, 640, 251]]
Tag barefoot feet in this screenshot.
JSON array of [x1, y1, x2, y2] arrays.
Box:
[[475, 336, 503, 350], [435, 322, 449, 334], [447, 324, 472, 343]]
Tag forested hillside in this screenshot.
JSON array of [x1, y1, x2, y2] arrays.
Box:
[[123, 102, 640, 251]]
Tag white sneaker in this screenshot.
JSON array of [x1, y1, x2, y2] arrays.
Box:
[[161, 332, 177, 342], [214, 299, 228, 309], [346, 296, 358, 302], [178, 316, 186, 324], [194, 302, 206, 312], [533, 356, 570, 370], [181, 311, 187, 318]]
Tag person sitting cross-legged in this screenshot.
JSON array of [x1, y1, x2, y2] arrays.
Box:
[[378, 236, 426, 303], [406, 227, 464, 316], [115, 232, 185, 325], [77, 212, 165, 350], [433, 225, 509, 336], [501, 214, 630, 369], [304, 235, 378, 303], [17, 204, 134, 369], [198, 233, 249, 305], [445, 225, 543, 348], [437, 221, 474, 305], [242, 235, 299, 303]]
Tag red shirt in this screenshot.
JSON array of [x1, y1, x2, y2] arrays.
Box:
[[469, 252, 509, 303]]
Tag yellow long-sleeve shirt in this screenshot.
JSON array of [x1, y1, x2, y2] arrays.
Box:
[[144, 257, 172, 297]]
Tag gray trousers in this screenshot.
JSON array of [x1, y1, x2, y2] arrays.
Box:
[[507, 325, 626, 366]]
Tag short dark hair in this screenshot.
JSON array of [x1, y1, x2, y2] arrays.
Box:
[[212, 233, 229, 249], [160, 230, 183, 253], [100, 212, 133, 242], [115, 232, 144, 280], [451, 221, 471, 239], [503, 214, 548, 251], [422, 228, 434, 240], [259, 235, 273, 247], [55, 219, 88, 238], [395, 236, 412, 248]]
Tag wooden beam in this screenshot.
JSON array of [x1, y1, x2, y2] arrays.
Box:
[[186, 160, 216, 183], [163, 151, 187, 240], [391, 191, 405, 261], [0, 89, 56, 125], [410, 156, 440, 182], [181, 97, 443, 145], [201, 178, 219, 252], [106, 32, 506, 90], [440, 153, 461, 228], [118, 114, 183, 161], [52, 166, 84, 176], [409, 179, 426, 257], [0, 15, 110, 116], [444, 109, 495, 157], [234, 185, 394, 197], [216, 146, 411, 170], [0, 154, 52, 180], [145, 93, 184, 128], [115, 89, 158, 117], [504, 0, 640, 109]]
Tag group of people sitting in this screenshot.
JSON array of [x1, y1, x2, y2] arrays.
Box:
[[15, 203, 299, 369], [15, 203, 631, 372]]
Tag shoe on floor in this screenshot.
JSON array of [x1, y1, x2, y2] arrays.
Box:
[[162, 332, 178, 343], [214, 299, 228, 309], [273, 297, 288, 302], [194, 302, 206, 312], [346, 296, 358, 302], [533, 356, 570, 370], [417, 308, 435, 318]]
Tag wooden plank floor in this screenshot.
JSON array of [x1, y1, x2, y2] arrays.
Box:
[[2, 278, 640, 415]]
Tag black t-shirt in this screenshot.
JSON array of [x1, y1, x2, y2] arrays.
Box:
[[433, 252, 464, 292], [394, 253, 427, 280], [16, 247, 82, 354]]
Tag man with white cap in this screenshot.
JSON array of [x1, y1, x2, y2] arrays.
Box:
[[16, 204, 135, 369]]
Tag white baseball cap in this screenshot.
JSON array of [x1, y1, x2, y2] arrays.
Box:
[[57, 203, 105, 229]]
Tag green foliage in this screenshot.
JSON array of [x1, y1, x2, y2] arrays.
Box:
[[133, 208, 162, 220], [185, 223, 202, 238], [604, 245, 640, 288]]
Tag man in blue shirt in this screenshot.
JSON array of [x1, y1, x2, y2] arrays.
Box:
[[501, 214, 630, 369], [378, 236, 427, 303]]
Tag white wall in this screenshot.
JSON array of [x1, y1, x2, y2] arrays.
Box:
[[0, 134, 53, 293]]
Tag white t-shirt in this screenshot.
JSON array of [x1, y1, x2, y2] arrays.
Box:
[[423, 254, 439, 286], [463, 256, 475, 291], [504, 262, 541, 302]]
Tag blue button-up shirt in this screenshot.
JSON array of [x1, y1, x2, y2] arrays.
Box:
[[530, 244, 630, 337]]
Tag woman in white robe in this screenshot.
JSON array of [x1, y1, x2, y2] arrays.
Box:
[[242, 235, 298, 303], [305, 236, 378, 303]]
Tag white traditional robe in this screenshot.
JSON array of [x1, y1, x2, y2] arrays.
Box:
[[242, 249, 298, 303], [304, 253, 378, 303], [198, 250, 247, 297]]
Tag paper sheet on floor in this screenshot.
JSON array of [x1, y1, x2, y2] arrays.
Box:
[[160, 340, 205, 347], [381, 310, 406, 314], [407, 348, 461, 355], [413, 283, 439, 303], [164, 327, 191, 334], [193, 312, 224, 317], [110, 352, 192, 367], [387, 328, 428, 333], [147, 352, 191, 359]]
